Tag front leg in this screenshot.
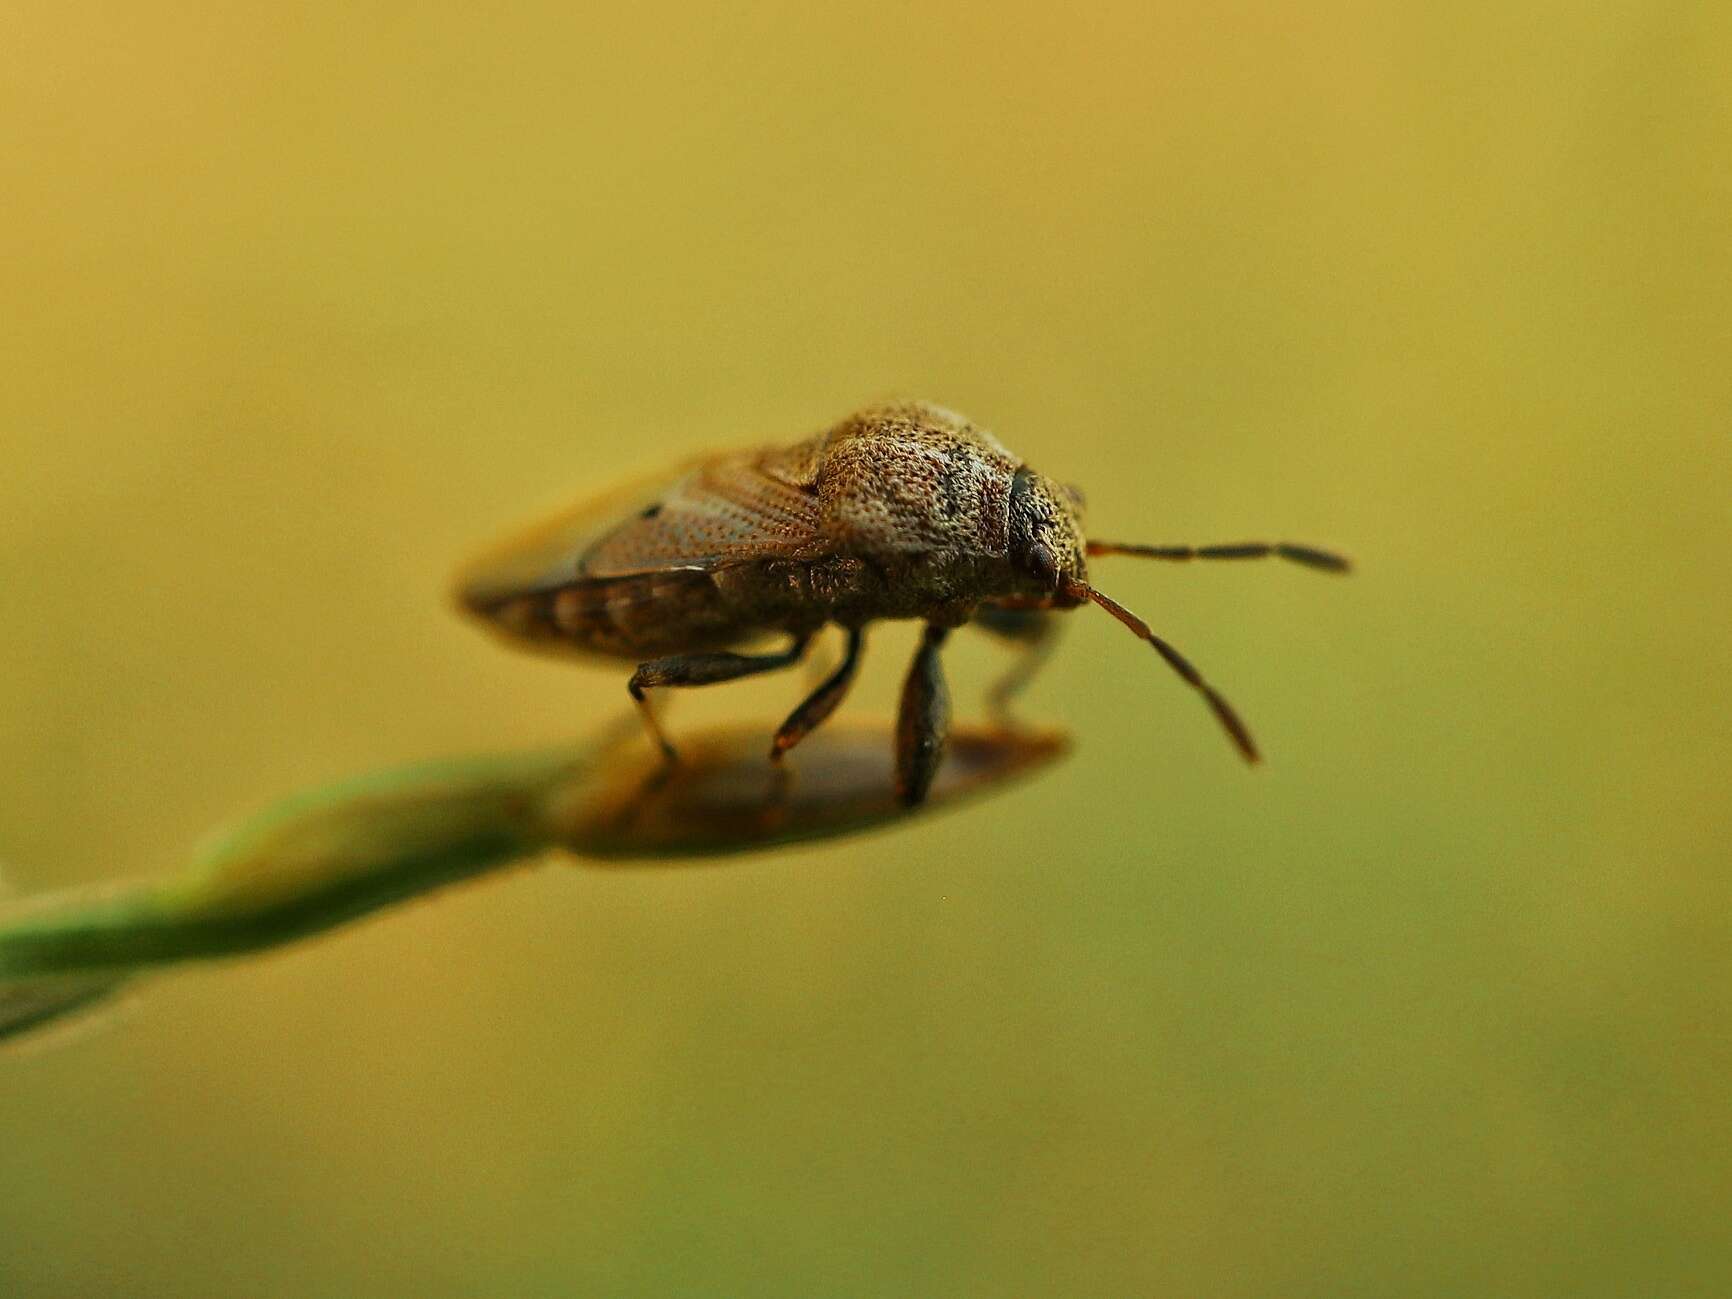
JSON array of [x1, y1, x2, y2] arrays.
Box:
[[629, 636, 810, 763], [973, 605, 1061, 728], [895, 623, 952, 807]]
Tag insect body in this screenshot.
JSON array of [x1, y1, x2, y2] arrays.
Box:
[[456, 401, 1348, 806]]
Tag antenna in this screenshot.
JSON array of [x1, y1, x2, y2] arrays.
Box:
[[1067, 581, 1260, 763], [1088, 540, 1351, 573]]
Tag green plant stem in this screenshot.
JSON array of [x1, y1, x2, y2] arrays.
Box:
[[0, 745, 588, 980], [0, 722, 1065, 1043]]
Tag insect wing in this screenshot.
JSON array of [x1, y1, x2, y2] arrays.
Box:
[[456, 447, 824, 608], [581, 446, 824, 580], [456, 459, 697, 609]]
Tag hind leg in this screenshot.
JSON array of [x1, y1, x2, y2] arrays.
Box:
[[629, 635, 811, 763]]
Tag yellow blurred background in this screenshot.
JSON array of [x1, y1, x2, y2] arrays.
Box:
[[3, 2, 1728, 1294]]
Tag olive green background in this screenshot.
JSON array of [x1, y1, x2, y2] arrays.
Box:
[[3, 3, 1728, 1296]]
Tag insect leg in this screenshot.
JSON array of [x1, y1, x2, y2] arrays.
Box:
[[972, 606, 1062, 728], [628, 636, 811, 764], [801, 626, 840, 688], [771, 626, 866, 762], [895, 623, 953, 808]]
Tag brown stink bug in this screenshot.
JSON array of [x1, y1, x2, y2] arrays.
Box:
[[456, 401, 1349, 806]]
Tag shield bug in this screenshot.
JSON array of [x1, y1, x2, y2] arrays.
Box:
[[456, 401, 1349, 806]]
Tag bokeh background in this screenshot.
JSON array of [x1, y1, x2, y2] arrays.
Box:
[[3, 3, 1728, 1295]]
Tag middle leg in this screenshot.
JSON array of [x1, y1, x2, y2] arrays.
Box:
[[771, 626, 866, 762]]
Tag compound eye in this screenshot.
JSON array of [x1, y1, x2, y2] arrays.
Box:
[[1026, 541, 1061, 589]]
